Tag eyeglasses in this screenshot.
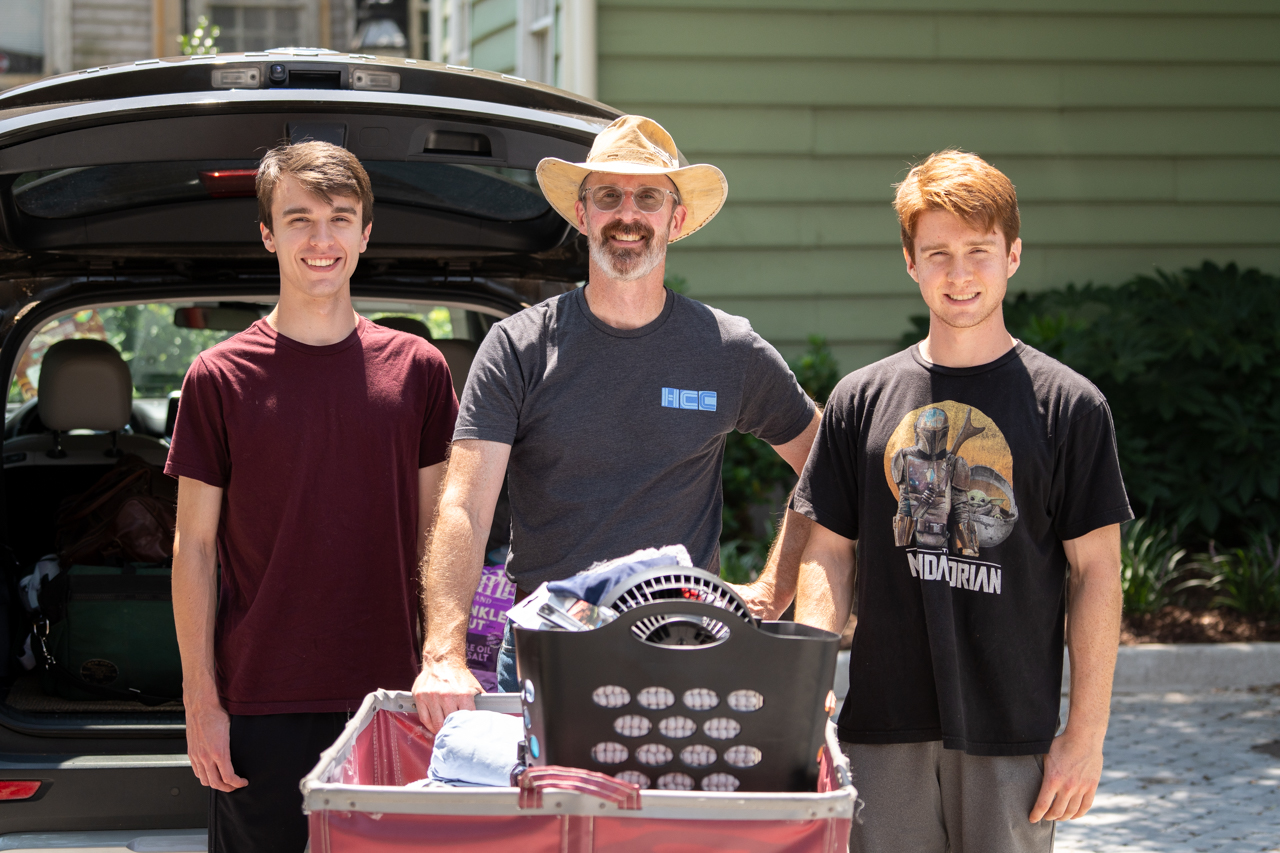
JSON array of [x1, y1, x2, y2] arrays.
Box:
[[580, 185, 680, 214]]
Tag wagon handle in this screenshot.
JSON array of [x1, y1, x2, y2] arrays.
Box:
[[518, 766, 642, 810]]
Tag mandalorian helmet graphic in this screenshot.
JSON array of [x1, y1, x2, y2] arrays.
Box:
[[914, 408, 950, 457]]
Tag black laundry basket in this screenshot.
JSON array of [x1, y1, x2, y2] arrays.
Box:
[[514, 598, 840, 793]]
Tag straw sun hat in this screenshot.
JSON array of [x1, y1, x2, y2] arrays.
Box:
[[535, 115, 728, 242]]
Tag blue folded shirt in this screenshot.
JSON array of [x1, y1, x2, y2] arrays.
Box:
[[546, 545, 692, 605], [426, 710, 525, 788]]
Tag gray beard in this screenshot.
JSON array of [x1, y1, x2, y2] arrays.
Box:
[[588, 230, 668, 282]]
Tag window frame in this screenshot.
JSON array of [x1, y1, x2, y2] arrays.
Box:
[[516, 0, 556, 85], [191, 0, 317, 52]]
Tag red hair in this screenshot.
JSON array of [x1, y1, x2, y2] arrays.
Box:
[[893, 150, 1019, 258]]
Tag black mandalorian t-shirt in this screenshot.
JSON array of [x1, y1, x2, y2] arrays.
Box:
[[793, 342, 1132, 756]]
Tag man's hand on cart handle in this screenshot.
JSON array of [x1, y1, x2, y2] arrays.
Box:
[[185, 696, 248, 793], [727, 580, 792, 621], [412, 661, 484, 733]]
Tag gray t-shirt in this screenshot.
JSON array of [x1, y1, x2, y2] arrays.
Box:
[[456, 286, 815, 588]]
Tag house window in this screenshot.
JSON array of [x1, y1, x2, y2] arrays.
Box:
[[407, 0, 430, 59], [209, 2, 305, 52], [0, 0, 46, 76], [446, 0, 470, 63], [518, 0, 554, 84]]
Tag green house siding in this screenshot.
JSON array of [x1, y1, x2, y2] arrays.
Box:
[[597, 1, 1280, 372], [470, 0, 517, 74], [464, 0, 566, 86]]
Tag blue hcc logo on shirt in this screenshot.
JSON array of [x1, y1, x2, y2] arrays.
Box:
[[661, 388, 717, 411]]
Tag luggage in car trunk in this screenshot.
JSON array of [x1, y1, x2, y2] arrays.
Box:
[[36, 563, 182, 704]]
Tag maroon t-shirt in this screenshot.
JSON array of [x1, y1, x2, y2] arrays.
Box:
[[165, 317, 458, 714]]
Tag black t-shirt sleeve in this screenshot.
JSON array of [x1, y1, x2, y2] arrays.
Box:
[[1051, 400, 1133, 541], [792, 384, 860, 541]]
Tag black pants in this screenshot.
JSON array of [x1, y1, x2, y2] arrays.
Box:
[[209, 712, 349, 853]]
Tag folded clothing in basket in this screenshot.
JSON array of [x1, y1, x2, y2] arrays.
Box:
[[425, 710, 525, 787], [546, 545, 692, 605]]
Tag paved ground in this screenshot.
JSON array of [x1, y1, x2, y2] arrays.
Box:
[[1056, 686, 1280, 853]]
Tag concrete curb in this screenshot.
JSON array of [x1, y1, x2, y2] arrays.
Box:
[[834, 643, 1280, 703], [1068, 642, 1280, 693]]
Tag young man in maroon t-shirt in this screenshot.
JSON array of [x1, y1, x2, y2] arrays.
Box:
[[167, 142, 458, 853]]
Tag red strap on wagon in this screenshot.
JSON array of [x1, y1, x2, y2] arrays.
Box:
[[518, 766, 642, 811]]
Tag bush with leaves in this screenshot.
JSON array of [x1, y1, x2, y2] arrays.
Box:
[[901, 263, 1280, 544], [1119, 517, 1187, 615], [178, 16, 220, 56], [1187, 533, 1280, 620]]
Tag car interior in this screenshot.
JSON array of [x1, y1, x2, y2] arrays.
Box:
[[0, 297, 500, 724]]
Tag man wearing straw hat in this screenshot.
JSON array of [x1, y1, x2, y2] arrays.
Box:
[[413, 115, 821, 730]]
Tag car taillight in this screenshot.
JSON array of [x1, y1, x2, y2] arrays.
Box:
[[0, 781, 41, 800], [199, 169, 258, 199]]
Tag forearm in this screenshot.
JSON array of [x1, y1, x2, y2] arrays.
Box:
[[416, 461, 448, 565], [745, 508, 812, 613], [421, 501, 488, 666], [793, 529, 856, 634], [744, 408, 821, 616], [172, 540, 219, 706], [1064, 564, 1121, 744]]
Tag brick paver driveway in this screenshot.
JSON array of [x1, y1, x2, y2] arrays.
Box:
[[1056, 687, 1280, 852]]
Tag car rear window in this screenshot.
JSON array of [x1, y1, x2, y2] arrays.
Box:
[[12, 161, 549, 222], [6, 300, 491, 421], [7, 305, 243, 407]]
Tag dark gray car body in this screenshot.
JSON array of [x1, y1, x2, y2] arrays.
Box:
[[0, 49, 618, 842]]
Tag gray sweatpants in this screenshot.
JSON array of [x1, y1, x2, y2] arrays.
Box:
[[842, 741, 1055, 853]]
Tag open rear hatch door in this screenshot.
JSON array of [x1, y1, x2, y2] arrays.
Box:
[[0, 51, 621, 284]]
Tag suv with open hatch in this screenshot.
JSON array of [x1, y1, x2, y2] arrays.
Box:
[[0, 48, 620, 849]]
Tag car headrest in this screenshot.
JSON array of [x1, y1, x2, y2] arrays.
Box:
[[375, 316, 432, 339], [432, 339, 478, 400], [37, 339, 133, 432]]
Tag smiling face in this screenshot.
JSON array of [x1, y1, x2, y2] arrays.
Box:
[[574, 173, 687, 283], [905, 209, 1022, 333], [260, 175, 371, 301]]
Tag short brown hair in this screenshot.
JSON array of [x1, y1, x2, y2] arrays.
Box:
[[893, 150, 1019, 258], [256, 141, 374, 232]]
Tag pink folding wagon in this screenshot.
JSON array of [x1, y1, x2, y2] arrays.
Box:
[[302, 690, 857, 853]]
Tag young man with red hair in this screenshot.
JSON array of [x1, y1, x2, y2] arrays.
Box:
[[794, 150, 1130, 852]]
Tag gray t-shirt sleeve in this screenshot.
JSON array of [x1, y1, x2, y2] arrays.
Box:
[[454, 325, 525, 444], [735, 329, 816, 446]]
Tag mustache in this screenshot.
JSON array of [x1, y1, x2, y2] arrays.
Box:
[[599, 219, 655, 245]]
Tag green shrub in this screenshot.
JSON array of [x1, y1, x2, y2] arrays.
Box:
[[901, 263, 1280, 543], [719, 537, 771, 585], [789, 334, 841, 406], [1188, 534, 1280, 620], [721, 427, 792, 544], [1119, 517, 1187, 614], [178, 15, 220, 55]]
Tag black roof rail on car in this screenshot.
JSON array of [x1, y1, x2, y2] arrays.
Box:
[[0, 49, 619, 121]]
